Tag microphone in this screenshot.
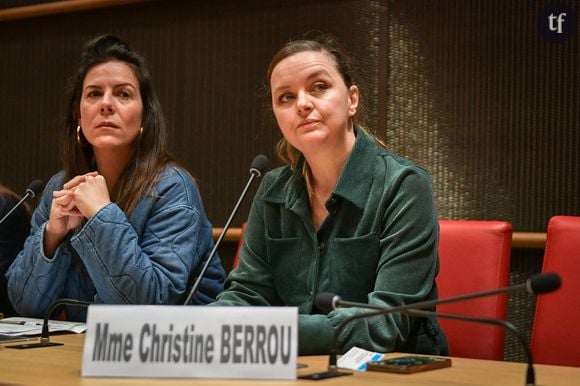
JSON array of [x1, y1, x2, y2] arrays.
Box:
[[316, 273, 561, 312], [7, 298, 91, 349], [0, 179, 44, 225], [406, 309, 536, 386], [183, 154, 268, 305], [307, 273, 561, 379]]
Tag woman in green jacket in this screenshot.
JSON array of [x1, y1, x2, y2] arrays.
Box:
[[215, 34, 448, 356]]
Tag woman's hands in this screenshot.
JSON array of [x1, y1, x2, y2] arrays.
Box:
[[62, 173, 111, 219], [44, 172, 111, 257]]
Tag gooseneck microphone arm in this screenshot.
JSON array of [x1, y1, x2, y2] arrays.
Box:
[[407, 309, 535, 386], [40, 299, 92, 345], [322, 272, 561, 314], [316, 299, 443, 377], [8, 298, 91, 349], [183, 154, 268, 305], [316, 273, 560, 377], [0, 179, 44, 225], [321, 282, 525, 368]]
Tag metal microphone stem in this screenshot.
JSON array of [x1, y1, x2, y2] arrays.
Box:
[[0, 193, 30, 224], [407, 309, 535, 386], [183, 171, 260, 305]]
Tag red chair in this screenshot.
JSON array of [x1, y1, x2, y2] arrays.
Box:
[[530, 216, 580, 367], [231, 222, 247, 270], [436, 220, 512, 360]]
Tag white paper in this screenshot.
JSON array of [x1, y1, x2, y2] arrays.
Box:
[[0, 317, 87, 336], [337, 346, 384, 371]]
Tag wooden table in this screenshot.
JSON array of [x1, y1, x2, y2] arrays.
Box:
[[1, 334, 578, 385]]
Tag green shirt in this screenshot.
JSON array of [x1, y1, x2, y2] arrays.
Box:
[[215, 129, 447, 355]]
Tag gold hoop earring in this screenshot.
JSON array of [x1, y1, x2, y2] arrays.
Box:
[[76, 125, 82, 145], [139, 126, 143, 136]]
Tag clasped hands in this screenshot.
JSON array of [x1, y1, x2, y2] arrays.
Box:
[[47, 172, 111, 237]]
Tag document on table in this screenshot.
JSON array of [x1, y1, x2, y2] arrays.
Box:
[[337, 347, 385, 371], [0, 317, 87, 336]]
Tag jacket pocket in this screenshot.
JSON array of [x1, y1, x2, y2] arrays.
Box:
[[265, 236, 303, 305], [329, 232, 380, 301]]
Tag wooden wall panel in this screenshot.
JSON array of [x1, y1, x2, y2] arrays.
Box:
[[385, 0, 579, 361], [386, 0, 579, 231], [0, 0, 381, 226]]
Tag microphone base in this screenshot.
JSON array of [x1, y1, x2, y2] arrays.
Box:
[[299, 370, 353, 380], [7, 341, 64, 349]]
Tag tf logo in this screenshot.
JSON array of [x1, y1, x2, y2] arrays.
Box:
[[538, 4, 577, 43]]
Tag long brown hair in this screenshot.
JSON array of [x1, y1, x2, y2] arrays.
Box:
[[62, 35, 171, 215]]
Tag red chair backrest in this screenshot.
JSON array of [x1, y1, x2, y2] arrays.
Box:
[[531, 216, 580, 367], [437, 220, 512, 360], [231, 222, 247, 270]]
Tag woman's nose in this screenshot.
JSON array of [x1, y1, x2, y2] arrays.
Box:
[[296, 91, 313, 113], [100, 94, 114, 114]]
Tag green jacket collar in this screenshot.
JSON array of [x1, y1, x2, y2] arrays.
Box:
[[262, 128, 378, 210]]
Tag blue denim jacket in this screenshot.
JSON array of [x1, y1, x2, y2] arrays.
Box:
[[7, 165, 225, 320]]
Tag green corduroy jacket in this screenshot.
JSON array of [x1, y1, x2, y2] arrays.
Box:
[[215, 129, 448, 356]]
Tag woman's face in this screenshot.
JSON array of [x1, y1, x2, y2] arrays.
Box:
[[270, 50, 358, 155], [79, 61, 143, 153]]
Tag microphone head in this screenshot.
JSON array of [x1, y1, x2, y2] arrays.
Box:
[[25, 179, 45, 198], [528, 272, 561, 294], [314, 292, 341, 312], [249, 154, 269, 177]]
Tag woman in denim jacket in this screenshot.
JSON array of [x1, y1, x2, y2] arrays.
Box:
[[215, 34, 447, 356], [7, 35, 225, 321]]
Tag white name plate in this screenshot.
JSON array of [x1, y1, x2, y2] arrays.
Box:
[[81, 305, 297, 380]]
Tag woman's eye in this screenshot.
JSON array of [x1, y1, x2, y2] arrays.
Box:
[[313, 83, 327, 92], [86, 90, 101, 98], [119, 91, 131, 99], [279, 93, 294, 103]]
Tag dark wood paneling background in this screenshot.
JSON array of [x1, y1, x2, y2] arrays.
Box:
[[1, 0, 578, 361], [0, 0, 381, 228], [386, 0, 579, 232], [384, 0, 578, 361]]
